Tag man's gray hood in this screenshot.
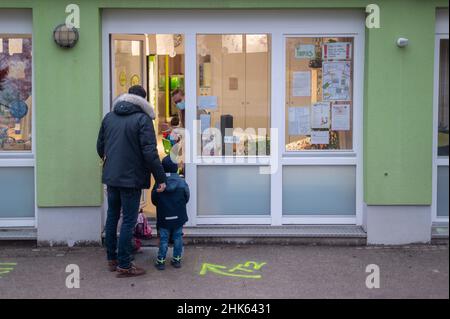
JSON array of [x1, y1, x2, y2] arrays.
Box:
[[112, 93, 155, 119]]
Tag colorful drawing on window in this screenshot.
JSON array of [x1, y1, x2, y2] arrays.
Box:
[[9, 100, 28, 119], [322, 62, 351, 101], [130, 74, 140, 86], [0, 37, 32, 151], [0, 38, 32, 104], [119, 71, 127, 87]]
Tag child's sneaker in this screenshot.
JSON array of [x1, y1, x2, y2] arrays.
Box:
[[155, 258, 166, 271], [171, 256, 182, 269]]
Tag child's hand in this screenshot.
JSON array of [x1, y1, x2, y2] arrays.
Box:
[[156, 183, 166, 193]]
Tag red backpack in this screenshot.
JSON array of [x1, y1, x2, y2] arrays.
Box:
[[134, 209, 152, 240]]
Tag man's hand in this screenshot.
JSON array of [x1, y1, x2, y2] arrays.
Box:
[[156, 183, 166, 193]]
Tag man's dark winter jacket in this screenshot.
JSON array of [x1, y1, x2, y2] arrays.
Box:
[[96, 93, 166, 189], [151, 173, 190, 230]]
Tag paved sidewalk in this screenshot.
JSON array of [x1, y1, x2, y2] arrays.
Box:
[[0, 243, 448, 299]]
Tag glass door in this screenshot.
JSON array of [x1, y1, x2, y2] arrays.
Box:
[[433, 35, 449, 221], [109, 34, 185, 221], [282, 35, 362, 224]]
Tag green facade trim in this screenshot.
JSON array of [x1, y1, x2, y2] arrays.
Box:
[[0, 0, 448, 207]]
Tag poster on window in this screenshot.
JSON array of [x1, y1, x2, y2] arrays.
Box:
[[311, 130, 330, 145], [200, 113, 211, 134], [288, 106, 311, 136], [322, 42, 352, 60], [331, 104, 351, 131], [322, 62, 351, 101], [198, 96, 218, 110], [295, 44, 315, 59], [292, 71, 311, 97], [311, 102, 330, 129]]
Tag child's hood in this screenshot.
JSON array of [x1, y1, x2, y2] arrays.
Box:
[[164, 173, 186, 192]]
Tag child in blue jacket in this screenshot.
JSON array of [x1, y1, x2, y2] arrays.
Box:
[[151, 156, 190, 270]]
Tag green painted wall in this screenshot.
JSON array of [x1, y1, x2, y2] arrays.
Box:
[[33, 1, 103, 207], [0, 0, 448, 207], [364, 0, 447, 205]]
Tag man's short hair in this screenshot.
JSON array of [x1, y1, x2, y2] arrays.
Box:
[[129, 85, 147, 99], [171, 88, 184, 97], [170, 115, 180, 127]]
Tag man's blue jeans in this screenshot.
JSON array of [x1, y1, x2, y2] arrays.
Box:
[[158, 227, 183, 261], [105, 185, 141, 269]]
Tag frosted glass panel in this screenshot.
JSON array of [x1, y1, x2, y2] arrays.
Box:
[[283, 166, 356, 215], [197, 166, 270, 215], [0, 167, 34, 218], [437, 166, 449, 217]]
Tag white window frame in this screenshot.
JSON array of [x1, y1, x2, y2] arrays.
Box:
[[432, 9, 449, 223], [102, 9, 365, 226], [0, 9, 36, 228], [276, 32, 364, 226]]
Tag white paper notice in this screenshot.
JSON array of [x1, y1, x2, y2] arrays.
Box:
[[322, 42, 352, 60], [331, 104, 351, 131], [311, 102, 330, 129], [198, 96, 218, 110], [322, 62, 351, 101], [292, 71, 311, 97], [311, 131, 330, 145], [288, 106, 311, 136], [200, 114, 211, 134]]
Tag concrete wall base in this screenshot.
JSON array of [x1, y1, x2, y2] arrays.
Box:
[[366, 205, 432, 245], [37, 207, 102, 246], [141, 237, 367, 246]]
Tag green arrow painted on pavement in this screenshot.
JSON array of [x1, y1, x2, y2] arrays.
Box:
[[199, 263, 262, 279], [0, 262, 17, 278]]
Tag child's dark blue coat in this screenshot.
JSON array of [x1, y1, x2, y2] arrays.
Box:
[[151, 173, 190, 230]]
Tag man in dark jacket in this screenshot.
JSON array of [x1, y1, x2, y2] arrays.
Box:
[[151, 156, 190, 270], [97, 85, 166, 278]]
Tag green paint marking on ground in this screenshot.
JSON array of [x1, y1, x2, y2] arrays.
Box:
[[0, 262, 17, 278], [200, 261, 267, 279]]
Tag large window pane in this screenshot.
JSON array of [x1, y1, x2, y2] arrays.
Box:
[[0, 167, 35, 217], [113, 39, 145, 98], [197, 166, 270, 215], [285, 37, 354, 151], [437, 166, 449, 217], [197, 34, 271, 156], [0, 36, 32, 152], [283, 166, 356, 215], [438, 39, 449, 157]]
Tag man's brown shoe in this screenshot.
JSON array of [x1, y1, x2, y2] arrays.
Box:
[[116, 264, 146, 278], [108, 260, 118, 272]]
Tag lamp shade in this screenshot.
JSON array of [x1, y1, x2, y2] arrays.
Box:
[[53, 24, 79, 49]]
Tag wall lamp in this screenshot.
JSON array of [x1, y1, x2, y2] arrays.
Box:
[[396, 38, 409, 48], [53, 24, 79, 49]]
